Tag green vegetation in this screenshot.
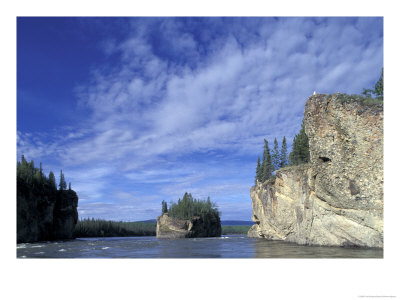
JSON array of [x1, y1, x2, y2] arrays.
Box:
[[261, 139, 272, 182], [161, 200, 168, 214], [221, 225, 252, 235], [167, 192, 220, 221], [17, 155, 73, 195], [165, 193, 221, 237], [48, 171, 57, 190], [280, 136, 288, 168], [73, 218, 156, 237], [333, 93, 383, 106], [374, 68, 383, 99], [271, 138, 280, 172], [336, 68, 384, 106], [361, 68, 383, 100], [17, 155, 78, 242], [289, 121, 310, 166], [255, 156, 262, 185], [255, 136, 289, 184], [17, 155, 75, 198], [59, 170, 67, 191]]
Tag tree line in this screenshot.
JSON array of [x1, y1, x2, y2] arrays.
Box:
[[163, 192, 220, 220], [162, 192, 221, 237], [361, 68, 383, 100], [74, 218, 250, 237], [17, 155, 72, 193], [255, 125, 310, 184], [73, 218, 156, 237]]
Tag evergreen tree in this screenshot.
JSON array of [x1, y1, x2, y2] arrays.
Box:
[[255, 156, 262, 184], [33, 169, 42, 185], [48, 171, 57, 191], [59, 170, 67, 191], [261, 139, 272, 182], [161, 200, 168, 214], [280, 136, 288, 168], [68, 182, 72, 190], [361, 88, 373, 97], [271, 138, 280, 172], [289, 121, 310, 165]]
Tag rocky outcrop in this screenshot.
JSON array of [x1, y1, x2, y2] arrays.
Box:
[[17, 189, 79, 243], [156, 214, 221, 238], [248, 94, 383, 248], [53, 190, 79, 239]]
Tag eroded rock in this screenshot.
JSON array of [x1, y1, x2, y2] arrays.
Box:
[[248, 94, 383, 248], [156, 213, 221, 238]]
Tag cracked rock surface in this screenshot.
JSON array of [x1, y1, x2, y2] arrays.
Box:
[[248, 94, 383, 248]]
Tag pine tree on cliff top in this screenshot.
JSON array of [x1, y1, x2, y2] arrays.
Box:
[[161, 200, 168, 214], [289, 121, 310, 165], [261, 139, 272, 182], [59, 170, 67, 191], [280, 136, 288, 168], [255, 156, 262, 184], [271, 137, 280, 172], [48, 171, 57, 191]]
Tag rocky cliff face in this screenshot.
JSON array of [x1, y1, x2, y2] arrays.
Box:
[[156, 214, 221, 238], [17, 190, 79, 243], [248, 94, 383, 248]]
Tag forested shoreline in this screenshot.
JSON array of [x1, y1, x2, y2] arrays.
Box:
[[74, 218, 249, 237]]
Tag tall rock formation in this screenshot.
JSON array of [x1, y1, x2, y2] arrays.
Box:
[[248, 94, 383, 248], [17, 189, 79, 243]]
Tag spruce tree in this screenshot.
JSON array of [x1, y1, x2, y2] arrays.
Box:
[[161, 200, 168, 214], [261, 139, 272, 182], [33, 169, 42, 185], [48, 171, 57, 191], [68, 182, 72, 190], [255, 156, 262, 184], [271, 137, 280, 172], [280, 136, 288, 168], [59, 170, 67, 191], [289, 121, 310, 165]]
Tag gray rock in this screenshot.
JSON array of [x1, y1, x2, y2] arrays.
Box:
[[248, 94, 383, 248], [156, 213, 221, 238]]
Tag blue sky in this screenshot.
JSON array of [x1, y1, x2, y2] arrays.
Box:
[[17, 17, 383, 221]]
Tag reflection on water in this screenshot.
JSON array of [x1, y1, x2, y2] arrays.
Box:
[[16, 235, 383, 258]]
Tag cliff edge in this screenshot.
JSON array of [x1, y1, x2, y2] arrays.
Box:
[[17, 189, 79, 243], [248, 94, 383, 248]]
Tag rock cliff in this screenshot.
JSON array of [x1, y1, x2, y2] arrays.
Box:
[[248, 94, 383, 248], [156, 214, 221, 238], [17, 189, 79, 243]]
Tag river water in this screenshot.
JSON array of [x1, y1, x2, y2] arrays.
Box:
[[16, 235, 383, 258]]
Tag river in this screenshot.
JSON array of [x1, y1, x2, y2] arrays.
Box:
[[16, 235, 383, 258]]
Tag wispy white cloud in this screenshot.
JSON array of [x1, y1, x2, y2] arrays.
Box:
[[18, 17, 383, 220]]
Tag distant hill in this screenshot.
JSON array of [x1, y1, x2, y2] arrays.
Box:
[[135, 219, 157, 223], [221, 220, 254, 226], [135, 219, 254, 226]]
